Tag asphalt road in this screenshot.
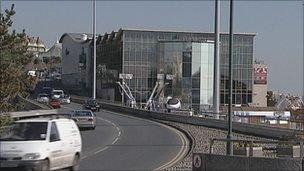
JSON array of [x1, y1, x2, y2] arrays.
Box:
[[59, 102, 189, 170]]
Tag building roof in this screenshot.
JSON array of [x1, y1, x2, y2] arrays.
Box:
[[26, 36, 46, 48], [59, 33, 94, 43], [122, 28, 257, 36], [95, 28, 256, 45]]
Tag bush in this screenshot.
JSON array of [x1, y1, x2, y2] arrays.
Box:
[[0, 115, 13, 129]]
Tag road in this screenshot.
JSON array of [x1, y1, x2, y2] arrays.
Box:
[[58, 102, 189, 170]]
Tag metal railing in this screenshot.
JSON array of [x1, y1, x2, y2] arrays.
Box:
[[209, 138, 304, 158]]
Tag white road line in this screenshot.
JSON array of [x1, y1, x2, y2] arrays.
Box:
[[94, 147, 109, 154], [154, 127, 188, 170], [81, 116, 121, 160], [112, 137, 119, 144], [100, 109, 189, 171]]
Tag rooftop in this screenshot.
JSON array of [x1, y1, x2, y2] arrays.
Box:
[[59, 33, 94, 43], [122, 28, 257, 36]]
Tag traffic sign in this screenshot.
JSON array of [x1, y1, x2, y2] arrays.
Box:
[[193, 154, 202, 169]]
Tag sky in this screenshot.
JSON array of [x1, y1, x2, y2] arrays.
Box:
[[1, 0, 303, 96]]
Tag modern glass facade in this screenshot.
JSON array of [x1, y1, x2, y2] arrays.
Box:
[[158, 41, 215, 111], [96, 29, 255, 110]]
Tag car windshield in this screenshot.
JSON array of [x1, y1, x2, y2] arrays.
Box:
[[74, 111, 93, 117], [54, 92, 62, 95], [38, 94, 48, 98], [0, 122, 48, 141]]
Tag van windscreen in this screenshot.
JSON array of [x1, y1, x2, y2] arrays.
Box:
[[0, 122, 48, 141]]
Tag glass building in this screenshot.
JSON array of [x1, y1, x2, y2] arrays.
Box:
[[96, 29, 255, 111]]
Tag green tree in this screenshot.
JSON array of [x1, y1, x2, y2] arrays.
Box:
[[53, 56, 61, 64], [43, 56, 50, 66], [0, 4, 33, 112], [33, 57, 41, 65]]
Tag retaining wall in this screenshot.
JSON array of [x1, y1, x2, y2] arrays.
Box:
[[192, 153, 303, 171]]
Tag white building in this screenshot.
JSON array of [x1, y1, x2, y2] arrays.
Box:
[[39, 40, 62, 59], [26, 36, 47, 54], [59, 33, 93, 91]]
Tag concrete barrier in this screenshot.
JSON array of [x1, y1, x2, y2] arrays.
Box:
[[9, 109, 59, 119], [192, 153, 303, 171], [70, 96, 302, 140], [17, 94, 51, 110]]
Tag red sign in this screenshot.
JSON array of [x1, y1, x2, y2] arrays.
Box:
[[254, 67, 267, 84]]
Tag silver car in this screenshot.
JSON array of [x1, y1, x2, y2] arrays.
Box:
[[71, 110, 96, 130], [59, 95, 71, 104], [36, 93, 49, 104]]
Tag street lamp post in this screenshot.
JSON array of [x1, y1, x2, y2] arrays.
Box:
[[213, 0, 220, 119], [227, 0, 234, 156], [92, 0, 96, 99]]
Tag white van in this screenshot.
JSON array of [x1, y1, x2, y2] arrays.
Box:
[[52, 90, 64, 99], [0, 118, 82, 171]]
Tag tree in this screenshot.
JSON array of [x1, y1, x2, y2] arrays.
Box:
[[0, 4, 33, 112], [53, 56, 61, 64], [33, 58, 41, 65], [43, 56, 50, 64]]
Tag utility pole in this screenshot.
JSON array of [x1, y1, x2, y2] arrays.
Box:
[[213, 0, 220, 119], [92, 0, 96, 99], [227, 0, 234, 156]]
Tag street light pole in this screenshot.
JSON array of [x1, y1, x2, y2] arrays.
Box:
[[227, 0, 234, 156], [213, 0, 220, 119], [92, 0, 96, 99]]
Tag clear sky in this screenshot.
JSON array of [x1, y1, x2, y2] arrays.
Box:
[[1, 0, 303, 95]]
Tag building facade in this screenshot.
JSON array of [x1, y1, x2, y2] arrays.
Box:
[[25, 36, 47, 54], [157, 41, 215, 110], [95, 29, 256, 111], [59, 33, 93, 91], [39, 40, 62, 59]]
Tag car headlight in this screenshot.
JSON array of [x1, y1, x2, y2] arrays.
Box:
[[23, 153, 41, 160]]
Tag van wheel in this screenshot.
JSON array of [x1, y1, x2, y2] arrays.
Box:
[[69, 154, 80, 171], [41, 159, 50, 171]]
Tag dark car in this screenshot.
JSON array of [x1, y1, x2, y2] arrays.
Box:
[[83, 99, 100, 112]]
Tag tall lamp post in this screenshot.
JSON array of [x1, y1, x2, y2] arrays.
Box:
[[92, 0, 97, 99], [213, 0, 220, 119], [227, 0, 234, 156]]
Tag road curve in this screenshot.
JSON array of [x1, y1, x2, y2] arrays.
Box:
[[59, 102, 189, 170]]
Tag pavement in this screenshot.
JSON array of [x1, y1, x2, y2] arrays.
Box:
[[58, 102, 189, 170]]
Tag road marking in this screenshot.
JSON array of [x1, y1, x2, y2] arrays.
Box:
[[100, 109, 190, 170], [94, 147, 109, 154], [81, 116, 121, 160], [67, 104, 189, 167], [153, 123, 189, 171]]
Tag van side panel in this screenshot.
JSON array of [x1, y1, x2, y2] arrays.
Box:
[[55, 120, 82, 168]]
